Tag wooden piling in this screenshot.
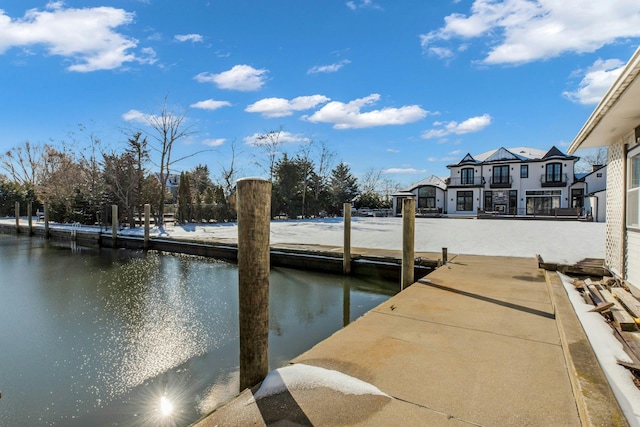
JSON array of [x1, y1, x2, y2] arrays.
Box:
[[111, 205, 118, 248], [15, 202, 20, 233], [44, 202, 49, 238], [401, 198, 415, 290], [144, 204, 150, 249], [343, 202, 352, 274], [237, 178, 271, 391], [442, 247, 448, 264], [27, 201, 33, 235]]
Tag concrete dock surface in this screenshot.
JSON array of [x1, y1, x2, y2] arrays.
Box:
[[193, 255, 626, 426]]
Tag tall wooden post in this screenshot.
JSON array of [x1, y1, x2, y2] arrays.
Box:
[[401, 198, 415, 290], [15, 202, 20, 233], [44, 202, 50, 238], [343, 280, 351, 327], [111, 205, 118, 248], [27, 201, 33, 235], [343, 202, 352, 274], [442, 247, 448, 264], [144, 204, 151, 249], [237, 178, 271, 391]]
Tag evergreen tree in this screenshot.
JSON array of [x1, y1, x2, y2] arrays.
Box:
[[329, 162, 358, 215]]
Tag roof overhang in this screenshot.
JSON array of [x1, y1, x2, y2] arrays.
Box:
[[568, 46, 640, 154]]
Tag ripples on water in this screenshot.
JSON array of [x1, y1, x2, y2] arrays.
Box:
[[0, 235, 396, 426]]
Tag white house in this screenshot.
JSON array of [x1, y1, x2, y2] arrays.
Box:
[[572, 165, 607, 222], [568, 45, 640, 295], [392, 175, 447, 216], [446, 146, 580, 216]]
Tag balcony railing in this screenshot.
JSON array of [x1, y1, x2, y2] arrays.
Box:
[[448, 177, 485, 187], [540, 173, 568, 187], [489, 175, 512, 188]]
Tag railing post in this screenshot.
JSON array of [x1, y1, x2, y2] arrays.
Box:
[[144, 204, 150, 249], [402, 198, 415, 290], [111, 205, 118, 248], [15, 201, 20, 233], [237, 178, 271, 392], [343, 202, 352, 274]]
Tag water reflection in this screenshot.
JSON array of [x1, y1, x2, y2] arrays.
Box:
[[0, 235, 396, 426]]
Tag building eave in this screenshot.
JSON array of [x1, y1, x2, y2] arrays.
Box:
[[568, 45, 640, 153]]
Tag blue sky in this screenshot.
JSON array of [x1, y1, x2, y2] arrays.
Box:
[[1, 0, 639, 187]]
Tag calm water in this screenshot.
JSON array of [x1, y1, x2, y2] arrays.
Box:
[[0, 234, 397, 426]]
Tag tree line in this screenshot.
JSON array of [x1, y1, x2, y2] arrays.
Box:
[[0, 102, 399, 226]]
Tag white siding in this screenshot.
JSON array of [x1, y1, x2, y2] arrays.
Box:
[[627, 230, 640, 292]]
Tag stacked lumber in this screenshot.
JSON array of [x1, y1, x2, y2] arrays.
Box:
[[572, 277, 640, 384], [574, 277, 640, 331]]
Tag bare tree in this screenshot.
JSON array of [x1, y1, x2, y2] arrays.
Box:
[[575, 147, 608, 173], [360, 168, 383, 194], [252, 127, 285, 181], [143, 96, 199, 226], [310, 140, 336, 213], [219, 139, 241, 196], [0, 141, 48, 188]]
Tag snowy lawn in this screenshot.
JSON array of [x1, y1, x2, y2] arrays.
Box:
[[146, 217, 604, 265]]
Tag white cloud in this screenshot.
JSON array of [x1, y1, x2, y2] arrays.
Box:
[[421, 114, 492, 139], [190, 99, 232, 110], [421, 0, 640, 65], [382, 168, 427, 174], [175, 33, 203, 43], [307, 60, 351, 74], [122, 109, 148, 124], [563, 58, 625, 105], [245, 95, 330, 118], [243, 131, 310, 146], [346, 0, 382, 11], [194, 65, 268, 91], [202, 138, 225, 147], [386, 148, 400, 153], [303, 94, 428, 129], [0, 2, 150, 72]]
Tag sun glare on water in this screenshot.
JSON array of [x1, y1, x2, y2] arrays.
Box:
[[160, 395, 174, 417]]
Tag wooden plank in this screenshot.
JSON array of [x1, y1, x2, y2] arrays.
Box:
[[587, 284, 604, 306], [611, 287, 640, 319], [600, 289, 639, 332]]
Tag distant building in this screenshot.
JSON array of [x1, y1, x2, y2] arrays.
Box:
[[392, 175, 447, 216], [393, 146, 597, 219], [568, 45, 640, 295]]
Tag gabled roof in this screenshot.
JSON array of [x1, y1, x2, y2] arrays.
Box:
[[483, 147, 526, 163], [474, 147, 547, 162], [401, 175, 447, 192], [447, 153, 480, 168], [542, 145, 577, 160]]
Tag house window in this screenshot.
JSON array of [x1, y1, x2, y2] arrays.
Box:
[[628, 153, 640, 228], [456, 191, 474, 211], [545, 163, 563, 183], [418, 186, 436, 209], [492, 165, 509, 184], [520, 165, 528, 178], [525, 190, 561, 215], [484, 191, 493, 211], [461, 168, 474, 185]]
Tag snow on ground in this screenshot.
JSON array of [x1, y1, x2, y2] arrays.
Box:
[[558, 272, 640, 427], [248, 363, 389, 403], [4, 216, 604, 265], [143, 217, 603, 265]]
